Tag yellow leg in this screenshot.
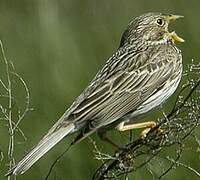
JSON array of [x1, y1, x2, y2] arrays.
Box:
[[117, 121, 157, 138]]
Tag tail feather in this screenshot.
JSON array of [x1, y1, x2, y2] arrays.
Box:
[[6, 123, 75, 176]]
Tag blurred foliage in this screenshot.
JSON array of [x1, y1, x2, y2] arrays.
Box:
[[0, 0, 200, 180]]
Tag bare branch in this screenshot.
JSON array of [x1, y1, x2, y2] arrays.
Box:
[[0, 41, 15, 179], [0, 40, 31, 180], [92, 61, 200, 180]]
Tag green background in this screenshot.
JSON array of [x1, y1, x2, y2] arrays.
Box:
[[0, 0, 199, 179]]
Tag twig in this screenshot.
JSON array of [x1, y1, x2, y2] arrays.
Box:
[[92, 62, 200, 180], [166, 157, 200, 177], [0, 40, 31, 180], [45, 144, 72, 180], [11, 72, 31, 131], [0, 40, 15, 180]]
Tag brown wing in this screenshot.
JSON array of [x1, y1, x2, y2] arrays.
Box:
[[67, 45, 176, 130]]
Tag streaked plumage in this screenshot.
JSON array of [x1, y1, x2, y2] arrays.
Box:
[[7, 12, 183, 176]]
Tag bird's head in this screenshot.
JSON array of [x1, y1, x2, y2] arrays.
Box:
[[120, 12, 184, 47]]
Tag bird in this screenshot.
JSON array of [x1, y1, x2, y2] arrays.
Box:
[[6, 12, 184, 176]]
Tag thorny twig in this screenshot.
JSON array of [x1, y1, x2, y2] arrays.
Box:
[[0, 41, 14, 180], [92, 62, 200, 180], [0, 40, 31, 179], [164, 156, 200, 177]]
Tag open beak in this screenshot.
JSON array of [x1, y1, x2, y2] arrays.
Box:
[[169, 31, 185, 43], [169, 14, 184, 21], [168, 14, 184, 43]]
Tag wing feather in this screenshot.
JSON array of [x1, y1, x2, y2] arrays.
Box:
[[68, 46, 175, 129]]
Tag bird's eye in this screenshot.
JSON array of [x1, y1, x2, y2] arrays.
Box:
[[156, 18, 164, 26]]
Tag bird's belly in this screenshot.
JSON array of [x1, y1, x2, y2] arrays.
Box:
[[128, 73, 182, 119]]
